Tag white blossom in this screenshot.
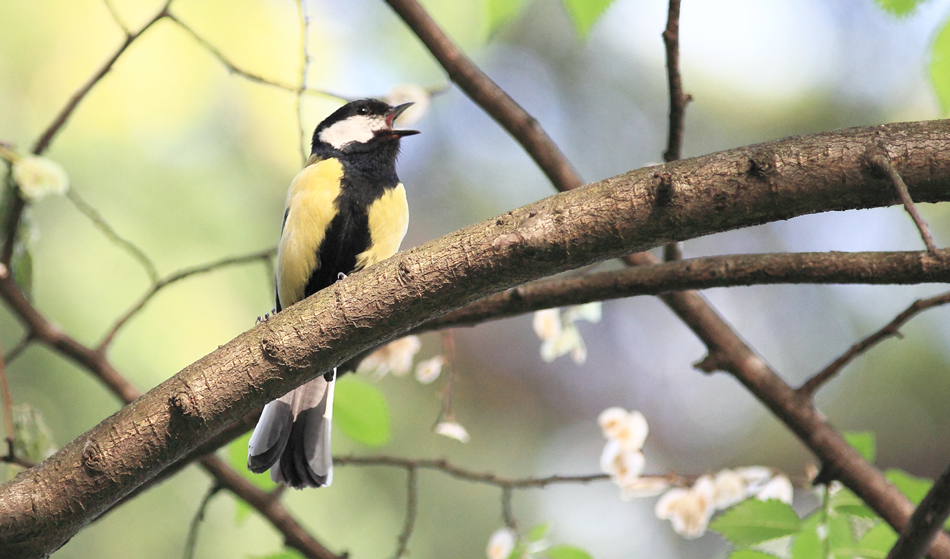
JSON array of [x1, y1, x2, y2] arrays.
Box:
[[486, 527, 516, 559], [600, 439, 646, 489], [597, 408, 648, 450], [711, 469, 749, 510], [540, 322, 584, 363], [655, 475, 716, 539], [563, 302, 602, 324], [357, 335, 421, 377], [621, 476, 671, 500], [12, 155, 69, 199], [532, 308, 561, 341], [435, 420, 470, 443], [755, 474, 794, 504], [414, 355, 444, 384], [386, 84, 430, 126]]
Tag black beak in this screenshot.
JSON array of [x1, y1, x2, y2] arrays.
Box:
[[387, 103, 420, 137]]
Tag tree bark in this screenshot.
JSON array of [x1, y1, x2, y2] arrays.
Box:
[[1, 120, 949, 558]]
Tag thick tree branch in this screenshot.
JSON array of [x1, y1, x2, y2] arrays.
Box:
[[1, 120, 949, 557], [886, 459, 950, 559]]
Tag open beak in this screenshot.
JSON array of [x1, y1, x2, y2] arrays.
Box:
[[386, 103, 420, 137]]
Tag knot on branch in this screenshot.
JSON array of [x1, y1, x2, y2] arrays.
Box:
[[171, 390, 200, 419], [749, 147, 778, 179], [81, 438, 106, 474], [694, 352, 724, 374], [260, 328, 282, 362], [653, 171, 675, 205]]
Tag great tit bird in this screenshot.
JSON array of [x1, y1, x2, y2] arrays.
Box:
[[247, 99, 419, 488]]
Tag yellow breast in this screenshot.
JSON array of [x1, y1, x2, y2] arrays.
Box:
[[355, 183, 409, 271], [276, 159, 344, 308]]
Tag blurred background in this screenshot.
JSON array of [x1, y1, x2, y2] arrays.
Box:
[[1, 0, 949, 557]]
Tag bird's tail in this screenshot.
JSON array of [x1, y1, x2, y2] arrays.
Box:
[[247, 372, 334, 488]]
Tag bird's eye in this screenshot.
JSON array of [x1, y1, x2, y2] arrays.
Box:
[[356, 106, 370, 115]]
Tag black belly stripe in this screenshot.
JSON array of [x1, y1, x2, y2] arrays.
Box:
[[301, 166, 398, 299]]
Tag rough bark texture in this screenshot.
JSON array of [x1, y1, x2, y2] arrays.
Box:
[[1, 120, 950, 557]]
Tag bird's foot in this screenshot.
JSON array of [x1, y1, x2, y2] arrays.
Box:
[[256, 309, 277, 324]]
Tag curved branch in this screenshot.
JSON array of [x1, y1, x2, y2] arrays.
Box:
[[426, 249, 950, 330], [1, 120, 949, 557]]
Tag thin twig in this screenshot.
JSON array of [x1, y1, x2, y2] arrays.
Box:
[[183, 482, 223, 559], [798, 290, 950, 397], [868, 152, 941, 258], [97, 248, 275, 350], [296, 0, 314, 164], [383, 0, 583, 192], [334, 455, 609, 489], [0, 339, 15, 461], [5, 0, 173, 268], [166, 12, 345, 102], [66, 188, 159, 284], [32, 1, 172, 156], [661, 0, 690, 164], [101, 0, 131, 35], [501, 485, 517, 530], [886, 459, 950, 559], [3, 335, 31, 364], [390, 466, 417, 559]]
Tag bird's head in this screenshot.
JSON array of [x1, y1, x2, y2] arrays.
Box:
[[311, 99, 420, 156]]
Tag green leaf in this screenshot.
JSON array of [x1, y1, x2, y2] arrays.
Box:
[[527, 522, 551, 542], [561, 0, 615, 37], [930, 17, 950, 113], [545, 545, 594, 559], [843, 431, 876, 462], [829, 486, 876, 519], [852, 523, 898, 559], [485, 0, 531, 35], [873, 0, 927, 16], [334, 377, 390, 447], [728, 551, 781, 559], [12, 404, 55, 461], [885, 469, 932, 504], [710, 498, 802, 547], [790, 525, 821, 559], [11, 242, 31, 301], [227, 432, 277, 492]]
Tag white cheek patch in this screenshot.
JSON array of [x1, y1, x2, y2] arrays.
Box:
[[318, 115, 386, 149]]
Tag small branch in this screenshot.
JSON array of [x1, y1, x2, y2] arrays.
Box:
[[661, 0, 691, 164], [390, 466, 417, 559], [31, 1, 172, 156], [101, 0, 131, 35], [0, 344, 16, 463], [886, 459, 950, 559], [383, 0, 583, 192], [798, 290, 950, 398], [334, 455, 609, 489], [4, 335, 32, 364], [182, 482, 222, 559], [425, 250, 950, 331], [67, 188, 159, 283], [97, 248, 275, 350], [501, 485, 517, 530], [7, 0, 172, 267], [166, 12, 345, 102], [868, 152, 941, 258], [296, 0, 314, 164]]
